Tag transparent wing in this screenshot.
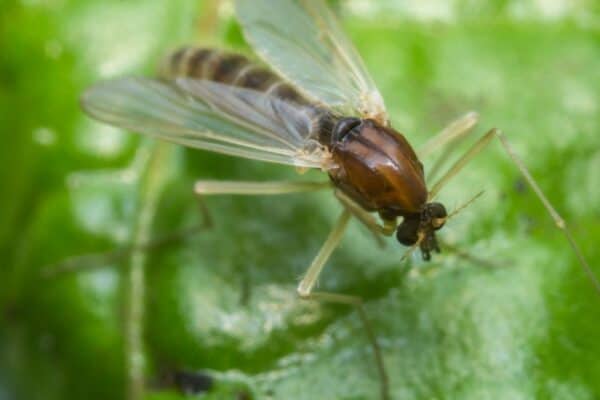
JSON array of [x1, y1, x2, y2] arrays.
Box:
[[81, 77, 330, 168], [235, 0, 388, 123]]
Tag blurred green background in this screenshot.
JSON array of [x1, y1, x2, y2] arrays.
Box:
[[1, 0, 600, 399]]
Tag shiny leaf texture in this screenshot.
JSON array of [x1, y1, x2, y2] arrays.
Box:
[[1, 1, 599, 399]]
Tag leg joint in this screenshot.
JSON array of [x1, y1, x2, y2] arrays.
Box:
[[296, 283, 311, 299]]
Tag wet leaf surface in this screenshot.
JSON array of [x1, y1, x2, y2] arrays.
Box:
[[1, 1, 599, 399]]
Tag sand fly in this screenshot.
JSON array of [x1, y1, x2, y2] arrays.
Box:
[[81, 1, 599, 399]]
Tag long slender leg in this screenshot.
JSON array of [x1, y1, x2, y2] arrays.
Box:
[[495, 132, 600, 294], [195, 195, 214, 229], [194, 180, 330, 196], [43, 224, 207, 278], [45, 181, 329, 277], [306, 291, 390, 400], [334, 190, 396, 237], [296, 209, 389, 400], [427, 118, 482, 184], [428, 128, 496, 200], [195, 179, 330, 243], [418, 111, 479, 159], [297, 210, 351, 296], [439, 239, 502, 269], [335, 190, 388, 248], [197, 180, 313, 230], [195, 182, 391, 396], [428, 128, 600, 295]]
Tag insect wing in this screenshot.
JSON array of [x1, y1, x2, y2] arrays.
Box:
[[235, 0, 388, 123], [81, 77, 328, 168]]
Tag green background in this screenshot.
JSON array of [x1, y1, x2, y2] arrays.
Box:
[[1, 0, 600, 399]]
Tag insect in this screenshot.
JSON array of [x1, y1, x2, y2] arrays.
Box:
[[81, 1, 599, 399]]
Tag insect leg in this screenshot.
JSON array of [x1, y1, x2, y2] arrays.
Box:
[[296, 209, 389, 400], [194, 180, 330, 229], [302, 291, 390, 400], [297, 209, 351, 297], [418, 111, 479, 159], [334, 189, 396, 236], [194, 180, 331, 196], [46, 181, 330, 276], [495, 131, 600, 294], [42, 224, 206, 277], [426, 114, 482, 183], [438, 239, 502, 269], [428, 128, 496, 200], [429, 128, 600, 294]]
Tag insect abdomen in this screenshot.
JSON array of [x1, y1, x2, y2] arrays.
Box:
[[160, 47, 309, 105]]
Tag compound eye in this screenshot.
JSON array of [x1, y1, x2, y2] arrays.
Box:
[[428, 202, 447, 219], [332, 117, 361, 144], [396, 217, 420, 246], [427, 203, 447, 230]]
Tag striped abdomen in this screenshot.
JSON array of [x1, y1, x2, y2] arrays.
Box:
[[160, 47, 311, 106], [160, 47, 336, 144]]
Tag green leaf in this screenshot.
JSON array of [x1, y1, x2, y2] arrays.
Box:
[[2, 1, 600, 400]]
